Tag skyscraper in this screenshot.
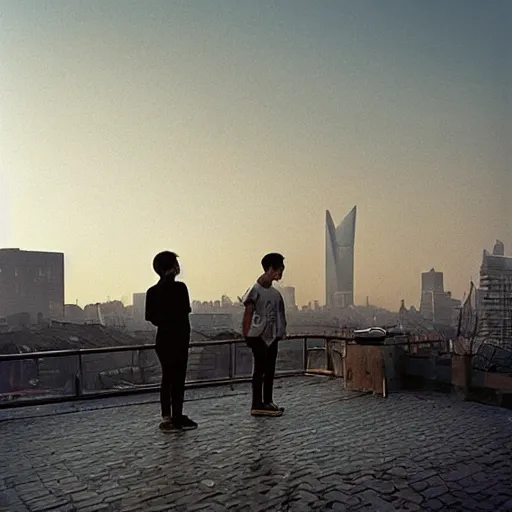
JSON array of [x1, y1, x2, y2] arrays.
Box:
[[325, 206, 357, 308], [419, 268, 452, 326], [280, 286, 297, 311]]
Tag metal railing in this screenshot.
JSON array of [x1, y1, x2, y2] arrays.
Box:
[[0, 334, 449, 409], [0, 335, 346, 408]]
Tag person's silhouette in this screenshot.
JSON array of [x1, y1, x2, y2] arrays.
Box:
[[145, 251, 197, 431]]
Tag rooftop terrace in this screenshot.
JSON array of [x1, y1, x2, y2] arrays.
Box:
[[1, 376, 511, 512]]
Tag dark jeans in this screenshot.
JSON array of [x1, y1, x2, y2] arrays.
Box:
[[155, 332, 190, 419], [246, 337, 279, 407]]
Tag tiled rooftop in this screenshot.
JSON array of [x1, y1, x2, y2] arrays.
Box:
[[1, 376, 511, 512]]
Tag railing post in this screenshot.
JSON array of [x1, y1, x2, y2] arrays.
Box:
[[303, 337, 308, 374], [233, 341, 237, 377], [228, 341, 234, 380], [75, 352, 83, 398], [344, 340, 347, 383]]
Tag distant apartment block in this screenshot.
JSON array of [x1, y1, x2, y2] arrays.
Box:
[[133, 293, 146, 324], [280, 286, 297, 311], [0, 248, 64, 322], [419, 268, 453, 326], [446, 292, 462, 327]]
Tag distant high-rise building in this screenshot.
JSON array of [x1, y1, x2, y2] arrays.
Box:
[[421, 268, 445, 294], [492, 239, 505, 256], [280, 286, 297, 311], [132, 293, 146, 324], [479, 243, 512, 349], [326, 206, 356, 308], [419, 268, 452, 326], [0, 248, 64, 322], [446, 291, 462, 327]]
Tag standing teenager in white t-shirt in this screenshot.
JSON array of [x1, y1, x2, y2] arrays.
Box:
[[242, 253, 287, 417]]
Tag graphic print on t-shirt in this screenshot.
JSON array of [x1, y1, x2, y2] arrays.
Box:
[[252, 312, 262, 328], [262, 300, 277, 340], [243, 283, 286, 345]]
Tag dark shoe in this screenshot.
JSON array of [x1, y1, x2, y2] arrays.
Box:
[[159, 419, 181, 432], [265, 402, 285, 413], [251, 404, 283, 417], [176, 415, 198, 430]]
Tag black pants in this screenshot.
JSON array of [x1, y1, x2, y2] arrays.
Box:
[[155, 334, 189, 419], [247, 337, 279, 407]]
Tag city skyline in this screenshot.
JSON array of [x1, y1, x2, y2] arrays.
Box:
[[0, 242, 497, 314], [1, 1, 510, 310], [0, 234, 509, 312], [0, 241, 509, 322]]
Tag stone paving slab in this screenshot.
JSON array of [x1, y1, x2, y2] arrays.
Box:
[[1, 377, 511, 512]]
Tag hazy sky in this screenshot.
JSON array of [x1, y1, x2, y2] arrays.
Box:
[[1, 0, 510, 309]]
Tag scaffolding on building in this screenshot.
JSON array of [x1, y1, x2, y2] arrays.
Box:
[[479, 275, 512, 351]]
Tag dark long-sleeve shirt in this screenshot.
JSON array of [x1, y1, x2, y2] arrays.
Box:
[[145, 276, 191, 337]]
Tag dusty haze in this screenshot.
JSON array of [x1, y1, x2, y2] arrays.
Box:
[[1, 0, 510, 309]]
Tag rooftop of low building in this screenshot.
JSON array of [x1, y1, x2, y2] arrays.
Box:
[[1, 376, 511, 512]]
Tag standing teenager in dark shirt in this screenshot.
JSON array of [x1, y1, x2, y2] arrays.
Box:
[[145, 251, 197, 431]]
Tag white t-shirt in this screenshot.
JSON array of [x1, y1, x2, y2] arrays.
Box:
[[242, 283, 287, 345]]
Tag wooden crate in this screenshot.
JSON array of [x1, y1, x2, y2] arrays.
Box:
[[344, 344, 385, 396]]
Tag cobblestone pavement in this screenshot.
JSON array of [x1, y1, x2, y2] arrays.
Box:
[[1, 377, 511, 512]]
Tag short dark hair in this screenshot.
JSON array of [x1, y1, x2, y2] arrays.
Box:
[[261, 253, 285, 272], [153, 251, 178, 277]]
